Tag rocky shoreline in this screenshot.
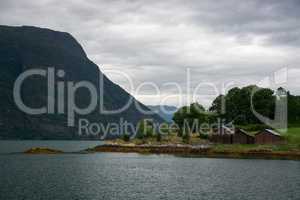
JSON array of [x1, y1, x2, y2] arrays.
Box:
[[24, 147, 64, 154], [22, 144, 300, 160], [86, 144, 300, 160]]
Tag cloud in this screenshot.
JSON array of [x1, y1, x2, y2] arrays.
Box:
[[0, 0, 299, 107]]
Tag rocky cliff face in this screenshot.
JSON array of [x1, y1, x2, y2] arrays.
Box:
[[0, 25, 163, 139]]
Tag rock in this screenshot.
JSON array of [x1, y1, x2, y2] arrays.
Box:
[[24, 147, 63, 154]]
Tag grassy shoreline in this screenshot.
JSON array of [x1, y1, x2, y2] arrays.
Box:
[[86, 143, 300, 160], [23, 143, 300, 160], [85, 130, 300, 160], [22, 127, 300, 160]]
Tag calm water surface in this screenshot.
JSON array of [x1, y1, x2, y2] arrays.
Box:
[[0, 141, 299, 200], [0, 140, 103, 153]]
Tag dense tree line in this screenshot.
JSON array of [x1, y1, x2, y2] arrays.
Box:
[[210, 85, 300, 124], [173, 85, 300, 130], [209, 85, 276, 124], [287, 93, 300, 123], [173, 102, 217, 138]]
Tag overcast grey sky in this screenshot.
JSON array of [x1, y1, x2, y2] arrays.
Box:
[[0, 0, 299, 107]]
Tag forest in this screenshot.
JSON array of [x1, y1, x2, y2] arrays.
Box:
[[173, 85, 300, 130]]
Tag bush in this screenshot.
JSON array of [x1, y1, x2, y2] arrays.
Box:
[[137, 119, 155, 139], [182, 133, 190, 144], [199, 133, 209, 139], [136, 130, 145, 139], [122, 134, 130, 142], [159, 123, 170, 135], [156, 132, 162, 142], [177, 128, 183, 137], [146, 129, 153, 138]]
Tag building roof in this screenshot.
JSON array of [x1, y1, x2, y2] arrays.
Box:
[[237, 128, 254, 137], [221, 125, 234, 134], [265, 129, 282, 137], [255, 129, 282, 137]]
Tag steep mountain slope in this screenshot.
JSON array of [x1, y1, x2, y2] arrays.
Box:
[[147, 105, 177, 122], [0, 25, 163, 139]]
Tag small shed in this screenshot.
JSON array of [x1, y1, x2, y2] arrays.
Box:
[[255, 129, 283, 144], [211, 125, 234, 135], [210, 125, 234, 144], [232, 128, 255, 144], [210, 126, 255, 144]]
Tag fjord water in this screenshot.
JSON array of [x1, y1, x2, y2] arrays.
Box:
[[0, 142, 299, 200], [0, 140, 104, 153]]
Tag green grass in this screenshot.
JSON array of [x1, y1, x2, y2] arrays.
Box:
[[214, 124, 300, 152], [239, 124, 300, 145], [109, 124, 300, 152], [281, 126, 300, 145], [107, 132, 208, 145], [213, 144, 300, 152]]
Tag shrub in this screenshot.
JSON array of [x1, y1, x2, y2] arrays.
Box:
[[159, 123, 170, 135], [177, 128, 183, 137], [156, 132, 162, 142], [136, 130, 145, 139], [122, 134, 130, 142], [182, 133, 190, 144], [137, 119, 155, 139], [199, 133, 209, 139]]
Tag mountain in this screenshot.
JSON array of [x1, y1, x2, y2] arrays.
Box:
[[147, 105, 177, 122], [0, 25, 163, 139]]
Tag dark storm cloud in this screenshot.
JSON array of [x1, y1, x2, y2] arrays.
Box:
[[0, 0, 299, 106]]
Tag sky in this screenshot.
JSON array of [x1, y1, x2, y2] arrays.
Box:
[[0, 0, 299, 108]]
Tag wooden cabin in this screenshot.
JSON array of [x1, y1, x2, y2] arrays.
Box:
[[211, 125, 234, 135], [232, 128, 255, 144], [210, 126, 254, 144], [255, 129, 283, 144], [210, 125, 234, 144]]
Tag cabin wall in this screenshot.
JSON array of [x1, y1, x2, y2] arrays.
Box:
[[232, 132, 247, 144], [210, 134, 232, 144], [255, 132, 282, 144], [210, 128, 255, 144], [247, 137, 255, 144], [232, 130, 255, 144]]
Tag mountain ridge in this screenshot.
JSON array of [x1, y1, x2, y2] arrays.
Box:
[[147, 105, 177, 122], [0, 25, 163, 139]]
